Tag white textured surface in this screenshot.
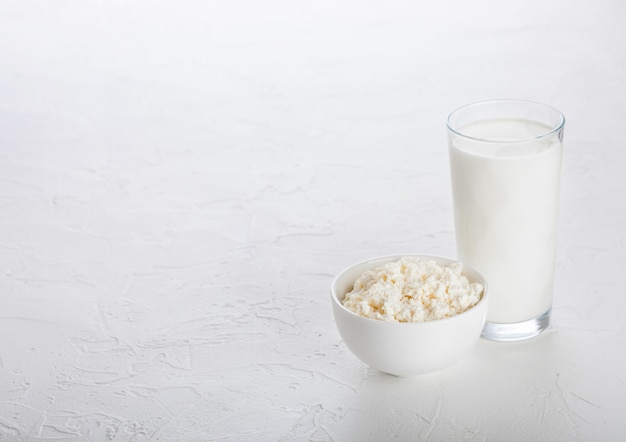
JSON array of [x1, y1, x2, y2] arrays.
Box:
[[1, 0, 625, 440]]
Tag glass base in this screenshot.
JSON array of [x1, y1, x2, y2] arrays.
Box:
[[481, 308, 551, 342]]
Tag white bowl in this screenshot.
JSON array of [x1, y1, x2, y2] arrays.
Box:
[[331, 254, 488, 376]]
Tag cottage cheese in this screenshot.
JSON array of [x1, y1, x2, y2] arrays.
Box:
[[342, 257, 484, 322]]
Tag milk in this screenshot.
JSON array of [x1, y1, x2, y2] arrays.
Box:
[[449, 118, 562, 323]]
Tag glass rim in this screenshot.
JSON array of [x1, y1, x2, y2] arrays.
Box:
[[446, 99, 565, 144]]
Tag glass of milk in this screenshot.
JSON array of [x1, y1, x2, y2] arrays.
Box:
[[446, 99, 565, 341]]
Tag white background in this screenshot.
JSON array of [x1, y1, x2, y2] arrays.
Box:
[[1, 0, 625, 440]]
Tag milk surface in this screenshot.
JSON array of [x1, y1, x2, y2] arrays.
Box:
[[449, 118, 562, 323]]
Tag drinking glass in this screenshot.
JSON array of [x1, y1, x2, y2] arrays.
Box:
[[447, 99, 565, 341]]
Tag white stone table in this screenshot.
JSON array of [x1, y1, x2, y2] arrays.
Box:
[[1, 0, 624, 440]]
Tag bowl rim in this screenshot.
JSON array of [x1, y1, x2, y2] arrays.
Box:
[[330, 253, 488, 326]]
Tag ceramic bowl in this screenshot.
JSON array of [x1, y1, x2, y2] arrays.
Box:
[[331, 254, 488, 376]]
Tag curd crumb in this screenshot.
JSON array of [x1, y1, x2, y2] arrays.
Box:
[[341, 257, 483, 322]]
